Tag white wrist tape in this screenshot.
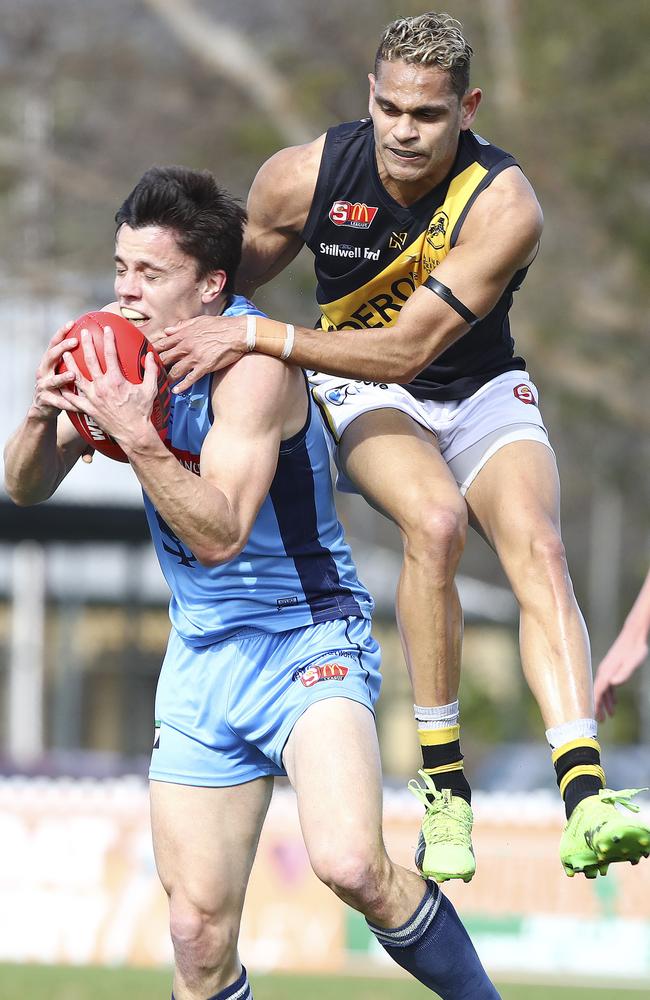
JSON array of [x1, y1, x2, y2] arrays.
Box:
[[245, 314, 257, 352], [280, 324, 295, 361]]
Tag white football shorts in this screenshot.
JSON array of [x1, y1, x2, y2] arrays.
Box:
[[310, 369, 554, 496]]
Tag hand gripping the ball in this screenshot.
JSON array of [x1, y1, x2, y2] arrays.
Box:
[[56, 311, 170, 462], [60, 325, 163, 461], [30, 322, 83, 422]]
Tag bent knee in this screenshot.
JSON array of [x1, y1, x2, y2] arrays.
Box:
[[310, 849, 387, 905], [403, 503, 467, 563], [512, 528, 568, 576], [169, 898, 238, 963], [529, 530, 567, 569], [505, 526, 571, 597]]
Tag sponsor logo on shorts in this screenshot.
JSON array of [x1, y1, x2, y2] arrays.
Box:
[[329, 201, 378, 229], [323, 381, 389, 406], [153, 721, 161, 749], [319, 242, 379, 260], [277, 596, 299, 610], [292, 662, 350, 687], [513, 383, 537, 405]]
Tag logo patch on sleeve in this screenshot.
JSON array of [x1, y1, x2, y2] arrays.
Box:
[[513, 383, 537, 405]]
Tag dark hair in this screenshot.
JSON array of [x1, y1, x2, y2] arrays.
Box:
[[375, 12, 472, 101], [115, 166, 247, 294]]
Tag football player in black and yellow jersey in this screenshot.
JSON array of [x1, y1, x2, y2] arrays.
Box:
[[161, 12, 650, 884]]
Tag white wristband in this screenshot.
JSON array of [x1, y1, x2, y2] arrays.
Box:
[[245, 314, 257, 352], [280, 323, 295, 361]]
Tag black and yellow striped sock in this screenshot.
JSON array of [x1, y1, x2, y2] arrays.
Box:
[[552, 737, 606, 819], [419, 725, 472, 805]]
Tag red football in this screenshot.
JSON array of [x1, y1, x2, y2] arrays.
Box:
[[56, 311, 171, 462]]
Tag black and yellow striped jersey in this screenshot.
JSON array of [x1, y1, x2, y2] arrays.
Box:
[[301, 119, 529, 401]]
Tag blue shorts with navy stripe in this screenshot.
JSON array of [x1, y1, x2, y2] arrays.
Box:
[[149, 616, 381, 787]]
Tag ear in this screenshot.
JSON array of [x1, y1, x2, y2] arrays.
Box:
[[460, 88, 482, 131], [368, 73, 376, 116], [201, 270, 227, 304]]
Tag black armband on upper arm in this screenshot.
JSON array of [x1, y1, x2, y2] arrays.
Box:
[[423, 276, 480, 328]]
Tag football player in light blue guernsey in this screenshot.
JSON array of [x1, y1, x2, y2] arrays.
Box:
[[3, 166, 500, 1000]]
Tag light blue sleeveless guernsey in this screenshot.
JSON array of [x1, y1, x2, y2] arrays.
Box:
[[143, 295, 373, 646]]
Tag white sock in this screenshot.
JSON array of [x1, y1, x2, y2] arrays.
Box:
[[414, 700, 460, 730], [545, 717, 597, 750]]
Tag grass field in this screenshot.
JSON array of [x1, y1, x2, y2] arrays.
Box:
[[0, 965, 647, 1000]]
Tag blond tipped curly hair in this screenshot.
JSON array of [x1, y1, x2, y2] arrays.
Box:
[[375, 12, 473, 98]]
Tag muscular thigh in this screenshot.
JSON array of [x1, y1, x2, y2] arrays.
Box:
[[465, 440, 562, 554], [339, 408, 465, 528], [282, 698, 384, 855], [150, 777, 273, 913]]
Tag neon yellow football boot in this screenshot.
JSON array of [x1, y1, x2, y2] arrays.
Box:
[[409, 769, 476, 883], [560, 787, 650, 878]]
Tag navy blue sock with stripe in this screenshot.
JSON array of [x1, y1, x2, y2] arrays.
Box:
[[367, 881, 500, 999], [171, 964, 252, 1000]]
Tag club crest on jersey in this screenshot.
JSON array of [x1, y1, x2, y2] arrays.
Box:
[[426, 211, 449, 251], [292, 662, 349, 687], [329, 200, 378, 229], [513, 383, 537, 405]]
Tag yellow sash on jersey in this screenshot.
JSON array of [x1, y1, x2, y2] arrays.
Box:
[[320, 160, 488, 331]]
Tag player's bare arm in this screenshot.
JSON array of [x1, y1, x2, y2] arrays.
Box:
[[378, 166, 544, 380], [3, 323, 91, 505], [195, 354, 307, 558], [59, 327, 305, 566], [236, 137, 324, 297], [161, 166, 543, 391]]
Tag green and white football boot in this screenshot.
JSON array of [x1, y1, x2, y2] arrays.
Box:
[[409, 769, 476, 883]]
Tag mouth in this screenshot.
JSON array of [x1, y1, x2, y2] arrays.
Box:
[[120, 306, 149, 326], [387, 147, 424, 162]]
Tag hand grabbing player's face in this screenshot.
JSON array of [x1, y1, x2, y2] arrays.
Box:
[[369, 59, 480, 198], [113, 225, 225, 355]]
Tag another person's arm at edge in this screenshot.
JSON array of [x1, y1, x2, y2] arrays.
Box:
[[594, 569, 650, 721]]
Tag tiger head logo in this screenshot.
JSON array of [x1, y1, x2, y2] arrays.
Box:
[[426, 211, 449, 252]]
